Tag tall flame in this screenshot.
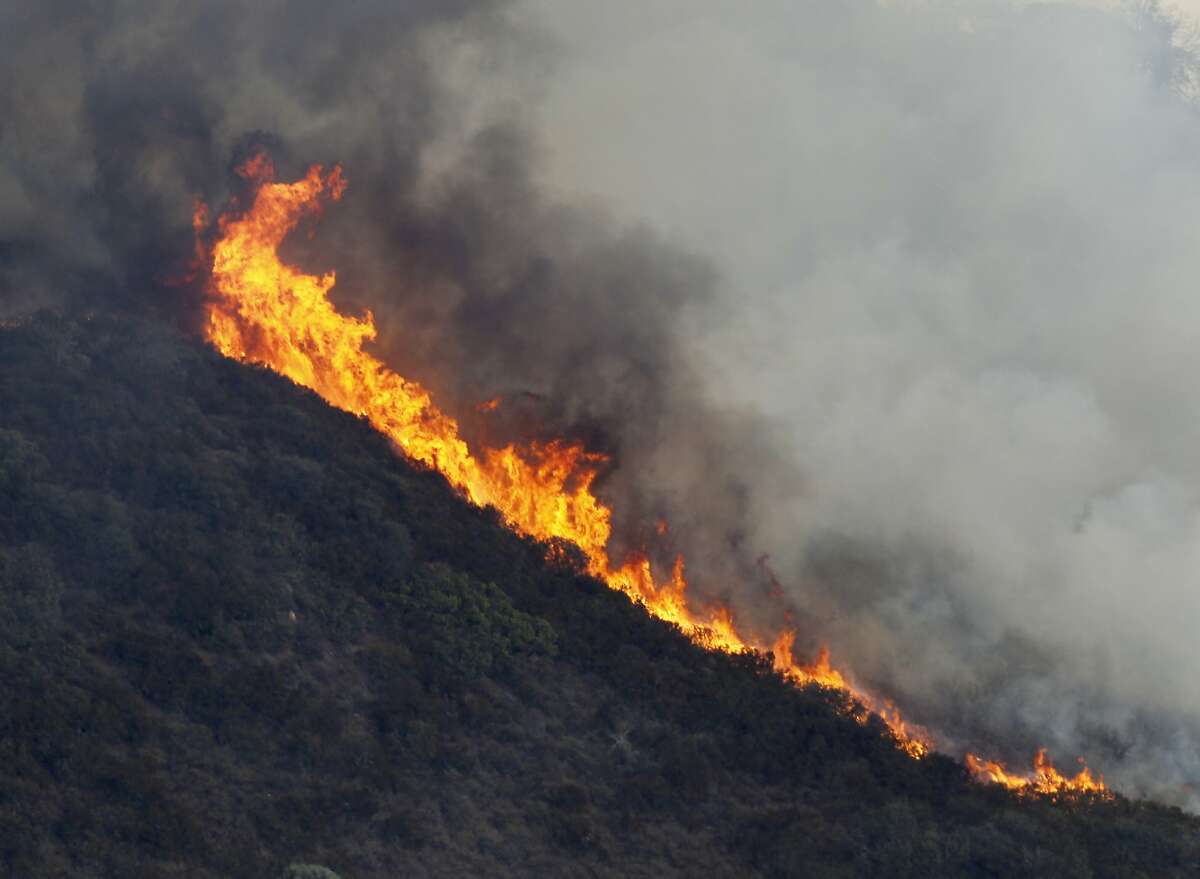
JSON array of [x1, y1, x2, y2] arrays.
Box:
[[198, 156, 1111, 793]]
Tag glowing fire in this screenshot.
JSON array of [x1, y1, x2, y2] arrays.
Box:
[[967, 750, 1109, 798], [198, 156, 1111, 790]]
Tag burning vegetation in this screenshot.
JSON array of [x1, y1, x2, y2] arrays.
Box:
[[966, 750, 1107, 798], [198, 154, 1107, 799]]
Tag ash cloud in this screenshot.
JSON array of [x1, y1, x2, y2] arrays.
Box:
[[7, 0, 1200, 809]]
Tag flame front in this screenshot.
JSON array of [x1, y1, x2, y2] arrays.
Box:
[[967, 750, 1109, 798], [200, 157, 1114, 790]]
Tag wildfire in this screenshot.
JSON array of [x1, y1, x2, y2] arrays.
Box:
[[198, 155, 1111, 789], [967, 750, 1109, 798]]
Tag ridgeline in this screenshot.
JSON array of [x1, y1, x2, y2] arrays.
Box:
[[0, 313, 1196, 878]]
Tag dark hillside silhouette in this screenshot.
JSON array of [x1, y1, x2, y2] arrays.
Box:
[[0, 313, 1196, 878]]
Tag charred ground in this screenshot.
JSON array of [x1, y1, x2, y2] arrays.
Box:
[[0, 313, 1197, 879]]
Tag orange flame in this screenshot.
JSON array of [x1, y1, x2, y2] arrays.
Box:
[[967, 749, 1109, 797], [198, 157, 1121, 778]]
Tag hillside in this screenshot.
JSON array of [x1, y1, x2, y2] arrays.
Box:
[[1, 312, 1197, 879]]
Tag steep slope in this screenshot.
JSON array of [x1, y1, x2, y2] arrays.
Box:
[[0, 312, 1197, 879]]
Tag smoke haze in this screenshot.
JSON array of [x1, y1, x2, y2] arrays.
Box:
[[522, 0, 1200, 806], [4, 0, 1200, 806]]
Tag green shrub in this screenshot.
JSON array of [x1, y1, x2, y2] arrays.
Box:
[[282, 866, 342, 879], [385, 562, 557, 680]]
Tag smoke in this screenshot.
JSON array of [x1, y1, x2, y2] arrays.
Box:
[[521, 0, 1200, 806], [5, 0, 1200, 807], [0, 0, 767, 562]]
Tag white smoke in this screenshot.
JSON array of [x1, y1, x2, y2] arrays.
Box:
[[515, 0, 1200, 806]]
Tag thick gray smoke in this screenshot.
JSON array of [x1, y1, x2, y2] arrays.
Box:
[[520, 0, 1200, 807], [5, 0, 1200, 808]]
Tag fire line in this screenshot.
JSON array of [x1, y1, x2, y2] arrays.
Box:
[[197, 153, 1107, 797]]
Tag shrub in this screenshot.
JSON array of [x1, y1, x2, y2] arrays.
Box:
[[385, 562, 557, 681], [282, 866, 342, 879]]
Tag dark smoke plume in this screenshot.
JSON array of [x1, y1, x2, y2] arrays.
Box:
[[5, 0, 1200, 809]]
